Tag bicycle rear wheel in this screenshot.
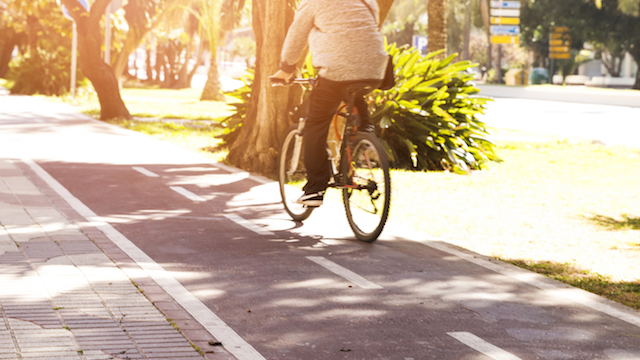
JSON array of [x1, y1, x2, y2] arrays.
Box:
[[342, 132, 391, 242], [278, 124, 314, 221]]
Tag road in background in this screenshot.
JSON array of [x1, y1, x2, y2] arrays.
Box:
[[478, 85, 640, 147]]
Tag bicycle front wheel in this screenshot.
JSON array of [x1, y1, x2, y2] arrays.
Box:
[[342, 132, 391, 242], [278, 124, 314, 221]]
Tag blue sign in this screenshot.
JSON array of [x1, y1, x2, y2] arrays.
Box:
[[490, 1, 521, 8], [62, 0, 90, 20], [490, 25, 521, 35], [412, 35, 428, 54]]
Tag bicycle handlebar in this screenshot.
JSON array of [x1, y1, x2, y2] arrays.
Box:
[[269, 78, 315, 87]]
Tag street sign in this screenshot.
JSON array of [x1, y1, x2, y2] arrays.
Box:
[[412, 35, 428, 54], [61, 0, 89, 20], [549, 26, 571, 60], [490, 1, 520, 45], [491, 17, 520, 25], [490, 1, 521, 8], [549, 39, 569, 46], [491, 35, 519, 44], [490, 25, 520, 36], [490, 8, 520, 17]]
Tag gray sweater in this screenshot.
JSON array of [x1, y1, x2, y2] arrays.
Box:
[[280, 0, 388, 82]]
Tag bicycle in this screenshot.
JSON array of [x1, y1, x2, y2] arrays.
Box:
[[274, 78, 391, 242]]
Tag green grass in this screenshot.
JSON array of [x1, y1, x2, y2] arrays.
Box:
[[108, 119, 229, 163], [37, 86, 236, 121], [506, 260, 640, 310]]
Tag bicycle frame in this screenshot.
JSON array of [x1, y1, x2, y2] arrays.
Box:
[[278, 77, 378, 191]]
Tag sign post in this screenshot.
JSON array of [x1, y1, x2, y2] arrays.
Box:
[[61, 0, 89, 99]]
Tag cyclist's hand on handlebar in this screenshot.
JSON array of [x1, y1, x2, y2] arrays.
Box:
[[269, 70, 293, 86]]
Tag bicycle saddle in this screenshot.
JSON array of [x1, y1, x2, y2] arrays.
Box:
[[345, 81, 379, 97]]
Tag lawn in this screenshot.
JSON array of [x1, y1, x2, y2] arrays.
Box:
[[37, 85, 640, 310], [37, 86, 236, 121]]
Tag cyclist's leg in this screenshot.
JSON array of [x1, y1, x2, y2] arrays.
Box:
[[302, 78, 345, 197], [353, 95, 373, 131]]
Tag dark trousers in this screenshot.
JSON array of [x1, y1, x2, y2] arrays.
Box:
[[302, 78, 371, 194]]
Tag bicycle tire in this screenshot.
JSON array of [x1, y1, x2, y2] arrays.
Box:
[[278, 124, 314, 221], [342, 132, 391, 242]]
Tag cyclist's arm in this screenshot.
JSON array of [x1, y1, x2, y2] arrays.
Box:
[[279, 0, 315, 73]]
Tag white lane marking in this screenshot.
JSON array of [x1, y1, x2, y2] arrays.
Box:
[[25, 159, 266, 360], [132, 166, 159, 178], [391, 225, 640, 329], [224, 214, 275, 236], [448, 332, 522, 360], [170, 186, 206, 202], [306, 256, 383, 289]]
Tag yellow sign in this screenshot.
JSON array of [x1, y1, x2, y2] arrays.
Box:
[[549, 25, 571, 59], [491, 35, 519, 44], [491, 17, 520, 25]]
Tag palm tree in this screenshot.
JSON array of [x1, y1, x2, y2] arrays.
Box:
[[427, 0, 447, 58]]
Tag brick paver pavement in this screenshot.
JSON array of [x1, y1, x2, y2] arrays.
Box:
[[0, 159, 233, 360]]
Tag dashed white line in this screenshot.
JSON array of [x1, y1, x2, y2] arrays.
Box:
[[132, 166, 160, 177], [25, 159, 266, 360], [224, 214, 275, 236], [306, 256, 383, 289], [170, 186, 206, 202], [447, 332, 522, 360]]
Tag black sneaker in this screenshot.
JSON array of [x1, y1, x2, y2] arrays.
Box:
[[296, 191, 324, 207]]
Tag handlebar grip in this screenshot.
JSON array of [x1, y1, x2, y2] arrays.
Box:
[[269, 77, 292, 86]]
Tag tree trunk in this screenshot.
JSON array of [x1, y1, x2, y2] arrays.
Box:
[[629, 47, 640, 90], [427, 0, 447, 57], [187, 38, 206, 86], [0, 28, 18, 78], [200, 56, 225, 100], [226, 0, 295, 175], [173, 41, 194, 89], [113, 34, 139, 84], [463, 0, 472, 60], [200, 42, 225, 100], [60, 0, 131, 120], [479, 0, 492, 71]]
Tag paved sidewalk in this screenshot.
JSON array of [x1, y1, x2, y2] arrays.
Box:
[[0, 158, 233, 359]]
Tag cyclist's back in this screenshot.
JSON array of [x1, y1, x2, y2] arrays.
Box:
[[279, 0, 388, 83]]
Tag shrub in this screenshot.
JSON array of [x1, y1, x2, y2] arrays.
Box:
[[217, 70, 253, 147], [370, 45, 500, 173], [8, 48, 79, 96]]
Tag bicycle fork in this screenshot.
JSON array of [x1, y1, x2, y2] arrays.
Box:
[[288, 119, 305, 176]]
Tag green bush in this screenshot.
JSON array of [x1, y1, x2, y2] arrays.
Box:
[[218, 70, 253, 147], [8, 48, 78, 96], [370, 45, 500, 173]]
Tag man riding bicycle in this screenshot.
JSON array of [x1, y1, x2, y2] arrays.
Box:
[[270, 0, 388, 207]]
